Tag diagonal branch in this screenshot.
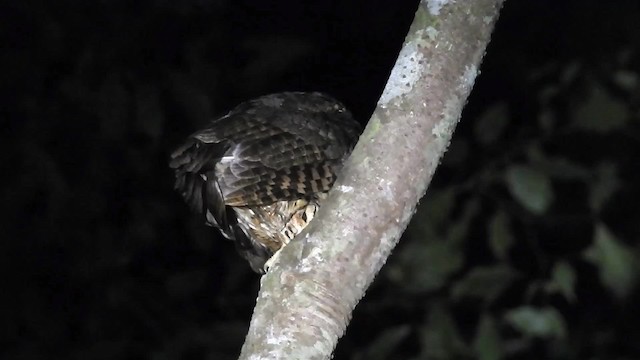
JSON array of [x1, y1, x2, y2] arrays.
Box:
[[239, 1, 505, 358]]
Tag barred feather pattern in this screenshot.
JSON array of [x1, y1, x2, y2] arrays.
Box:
[[170, 92, 360, 273]]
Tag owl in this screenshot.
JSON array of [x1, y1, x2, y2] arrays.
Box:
[[170, 92, 360, 273]]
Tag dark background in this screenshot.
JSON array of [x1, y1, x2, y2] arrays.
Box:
[[3, 0, 640, 359]]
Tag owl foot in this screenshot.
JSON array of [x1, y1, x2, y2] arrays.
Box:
[[263, 247, 285, 273]]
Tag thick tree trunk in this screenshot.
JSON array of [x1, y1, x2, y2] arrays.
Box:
[[239, 1, 505, 359]]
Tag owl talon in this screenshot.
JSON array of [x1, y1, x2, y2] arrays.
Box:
[[264, 248, 284, 273]]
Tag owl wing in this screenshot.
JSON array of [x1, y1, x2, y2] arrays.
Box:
[[170, 92, 360, 242]]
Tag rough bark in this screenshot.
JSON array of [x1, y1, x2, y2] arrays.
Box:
[[238, 1, 505, 359]]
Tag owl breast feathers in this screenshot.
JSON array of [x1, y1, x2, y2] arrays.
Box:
[[169, 92, 361, 273]]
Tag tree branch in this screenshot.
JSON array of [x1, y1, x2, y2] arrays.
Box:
[[239, 1, 505, 358]]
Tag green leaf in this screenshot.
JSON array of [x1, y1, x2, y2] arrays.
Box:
[[588, 163, 620, 212], [612, 70, 638, 91], [504, 306, 567, 339], [474, 103, 509, 145], [505, 165, 554, 214], [392, 193, 474, 293], [388, 239, 464, 293], [451, 265, 517, 303], [420, 303, 469, 358], [448, 197, 481, 245], [544, 261, 576, 302], [572, 83, 628, 133], [583, 224, 639, 299], [473, 314, 503, 360], [559, 62, 581, 85], [538, 108, 555, 132], [356, 325, 411, 360], [413, 188, 457, 231], [534, 156, 591, 181], [488, 211, 514, 260]]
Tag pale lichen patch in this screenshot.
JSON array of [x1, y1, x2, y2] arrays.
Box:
[[424, 26, 439, 41], [378, 40, 424, 106], [337, 185, 354, 193], [460, 64, 479, 92], [298, 246, 324, 273], [432, 108, 459, 143], [423, 0, 454, 16]]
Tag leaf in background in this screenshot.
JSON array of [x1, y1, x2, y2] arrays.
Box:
[[419, 303, 469, 359], [544, 261, 576, 303], [504, 306, 567, 339], [538, 108, 555, 132], [572, 83, 628, 133], [505, 165, 554, 215], [488, 211, 514, 260], [528, 151, 591, 181], [393, 189, 468, 293], [474, 103, 509, 145], [413, 188, 458, 231], [611, 70, 638, 92], [559, 62, 581, 85], [387, 239, 464, 293], [473, 314, 503, 360], [355, 325, 411, 360], [451, 265, 518, 303], [588, 163, 620, 212], [448, 197, 481, 245], [583, 224, 639, 299]]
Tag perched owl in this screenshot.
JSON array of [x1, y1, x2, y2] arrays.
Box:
[[170, 92, 361, 273]]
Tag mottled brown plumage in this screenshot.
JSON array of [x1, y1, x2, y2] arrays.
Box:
[[170, 92, 360, 273]]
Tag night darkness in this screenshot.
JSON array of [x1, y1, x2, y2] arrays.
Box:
[[3, 1, 640, 359]]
